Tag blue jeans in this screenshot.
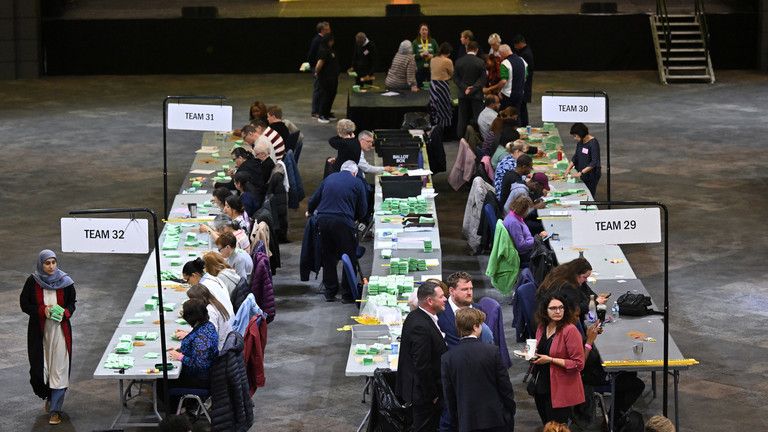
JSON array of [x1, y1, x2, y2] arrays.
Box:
[[50, 388, 66, 412]]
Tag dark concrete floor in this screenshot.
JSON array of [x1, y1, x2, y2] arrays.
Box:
[[1, 70, 767, 431]]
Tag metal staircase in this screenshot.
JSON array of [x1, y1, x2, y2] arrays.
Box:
[[651, 0, 715, 84]]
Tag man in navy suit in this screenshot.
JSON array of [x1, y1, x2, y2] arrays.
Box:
[[437, 272, 493, 347], [396, 280, 448, 431], [441, 308, 517, 432]]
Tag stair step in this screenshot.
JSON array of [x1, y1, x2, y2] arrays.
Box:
[[667, 65, 708, 70], [656, 22, 700, 26], [662, 57, 708, 61], [665, 74, 711, 79], [669, 31, 702, 35], [659, 39, 704, 44], [667, 48, 705, 52], [664, 14, 695, 18]]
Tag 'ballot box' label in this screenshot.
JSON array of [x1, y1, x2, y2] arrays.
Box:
[[167, 103, 233, 131], [61, 218, 149, 253]]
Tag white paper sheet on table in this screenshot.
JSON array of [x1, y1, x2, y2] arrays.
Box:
[[190, 169, 216, 175], [407, 169, 433, 176], [548, 210, 571, 216], [381, 91, 400, 96], [195, 146, 219, 154], [408, 129, 425, 136]]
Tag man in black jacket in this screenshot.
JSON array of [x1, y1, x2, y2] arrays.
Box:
[[441, 308, 516, 432], [513, 35, 534, 127], [396, 280, 448, 431], [308, 21, 331, 118], [350, 32, 377, 87], [453, 41, 487, 139]]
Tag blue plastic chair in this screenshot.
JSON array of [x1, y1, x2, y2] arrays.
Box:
[[482, 203, 498, 250], [341, 254, 361, 300]]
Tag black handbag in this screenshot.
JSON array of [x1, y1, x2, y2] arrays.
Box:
[[616, 291, 653, 316], [525, 364, 540, 396]]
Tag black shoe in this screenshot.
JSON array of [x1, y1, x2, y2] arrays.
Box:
[[325, 295, 337, 302], [341, 297, 355, 304]]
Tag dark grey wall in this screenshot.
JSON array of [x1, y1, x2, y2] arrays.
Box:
[[760, 0, 768, 71], [0, 0, 40, 79]]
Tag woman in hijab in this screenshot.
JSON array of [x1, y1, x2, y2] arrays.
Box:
[[19, 249, 76, 425]]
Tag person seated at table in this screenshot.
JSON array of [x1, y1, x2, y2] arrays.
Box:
[[493, 140, 527, 198], [356, 130, 396, 176], [178, 284, 232, 350], [182, 258, 233, 314], [266, 105, 290, 144], [202, 215, 251, 254], [164, 298, 219, 407], [215, 147, 260, 192], [498, 152, 533, 206], [202, 251, 241, 296], [212, 187, 232, 211], [233, 171, 263, 221], [490, 126, 521, 169], [215, 232, 253, 281], [502, 170, 549, 214], [223, 195, 250, 235], [327, 119, 361, 174], [385, 40, 418, 92], [503, 195, 548, 266], [233, 101, 268, 136]]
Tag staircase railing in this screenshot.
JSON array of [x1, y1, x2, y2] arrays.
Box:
[[656, 0, 672, 65], [694, 0, 710, 61]]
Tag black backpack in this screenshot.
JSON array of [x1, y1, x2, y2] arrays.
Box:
[[617, 410, 644, 432], [616, 291, 654, 316], [529, 237, 558, 285]]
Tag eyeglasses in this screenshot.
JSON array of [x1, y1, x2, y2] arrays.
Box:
[[548, 306, 565, 311], [218, 246, 227, 252]]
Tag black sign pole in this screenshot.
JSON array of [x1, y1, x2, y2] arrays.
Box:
[[69, 207, 171, 413], [544, 90, 610, 202], [580, 200, 670, 421], [162, 95, 227, 218]]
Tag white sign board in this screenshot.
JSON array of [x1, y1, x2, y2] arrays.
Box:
[[571, 208, 661, 246], [167, 103, 232, 131], [61, 218, 149, 254], [541, 95, 606, 123]]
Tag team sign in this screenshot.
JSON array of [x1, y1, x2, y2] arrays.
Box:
[[167, 103, 233, 132], [541, 95, 606, 123], [571, 208, 661, 246], [61, 218, 149, 254]]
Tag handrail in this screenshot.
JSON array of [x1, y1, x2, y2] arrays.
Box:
[[655, 0, 672, 65], [694, 0, 710, 60]]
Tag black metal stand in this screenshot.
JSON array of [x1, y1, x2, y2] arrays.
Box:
[[580, 200, 670, 417], [163, 95, 226, 217], [69, 207, 170, 413], [544, 90, 611, 202]]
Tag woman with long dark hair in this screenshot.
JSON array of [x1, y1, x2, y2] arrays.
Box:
[[530, 293, 585, 425]]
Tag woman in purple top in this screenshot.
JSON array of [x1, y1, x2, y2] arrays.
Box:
[[502, 195, 548, 266]]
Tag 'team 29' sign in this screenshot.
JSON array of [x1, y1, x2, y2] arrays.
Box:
[[571, 208, 661, 246]]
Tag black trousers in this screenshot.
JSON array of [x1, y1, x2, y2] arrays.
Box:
[[534, 392, 572, 425], [416, 67, 430, 88], [317, 78, 338, 117], [318, 216, 357, 300], [582, 172, 601, 199], [520, 100, 530, 127], [500, 94, 522, 116], [411, 400, 442, 432], [456, 97, 483, 140], [311, 75, 321, 115]]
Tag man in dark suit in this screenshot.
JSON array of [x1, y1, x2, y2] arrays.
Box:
[[441, 308, 517, 432], [437, 272, 493, 348], [396, 280, 448, 432], [453, 41, 487, 139], [308, 21, 331, 118], [512, 35, 534, 128]]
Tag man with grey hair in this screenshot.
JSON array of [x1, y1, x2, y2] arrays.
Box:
[[356, 130, 395, 175], [306, 160, 368, 303], [497, 43, 527, 114]]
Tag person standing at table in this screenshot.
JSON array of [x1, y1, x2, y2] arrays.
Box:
[[308, 21, 331, 118], [413, 23, 438, 89], [441, 308, 517, 432], [453, 40, 487, 139], [513, 35, 534, 127], [497, 44, 526, 116], [306, 161, 368, 303], [385, 40, 419, 92], [350, 32, 377, 87], [315, 33, 340, 124], [429, 42, 454, 131], [20, 249, 76, 425], [564, 123, 601, 198], [531, 293, 585, 425], [327, 118, 361, 173], [396, 280, 448, 432]]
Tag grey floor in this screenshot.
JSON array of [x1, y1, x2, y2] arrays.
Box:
[[1, 70, 767, 431]]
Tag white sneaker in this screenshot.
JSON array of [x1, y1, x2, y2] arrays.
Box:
[[317, 117, 330, 124]]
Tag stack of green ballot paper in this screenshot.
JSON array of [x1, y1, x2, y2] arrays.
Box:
[[554, 160, 569, 171], [367, 293, 399, 307], [380, 197, 428, 215], [49, 304, 64, 322], [423, 240, 433, 253], [389, 258, 409, 275], [367, 275, 414, 296], [115, 341, 133, 354], [104, 354, 135, 369], [162, 225, 182, 250], [544, 135, 561, 151]]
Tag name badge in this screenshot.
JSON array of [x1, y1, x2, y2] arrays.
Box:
[[363, 50, 369, 56], [581, 147, 589, 155]]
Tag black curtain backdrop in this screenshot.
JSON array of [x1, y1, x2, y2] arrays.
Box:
[[41, 13, 757, 75]]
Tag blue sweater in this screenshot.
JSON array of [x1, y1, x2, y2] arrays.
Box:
[[307, 171, 368, 228], [181, 321, 219, 380]]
